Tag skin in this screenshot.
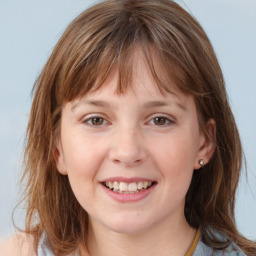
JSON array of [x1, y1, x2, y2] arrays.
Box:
[[55, 50, 216, 256]]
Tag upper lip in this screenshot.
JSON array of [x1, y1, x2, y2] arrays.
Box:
[[100, 177, 156, 183]]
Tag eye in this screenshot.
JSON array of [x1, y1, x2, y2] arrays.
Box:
[[84, 116, 107, 126], [149, 116, 173, 126]]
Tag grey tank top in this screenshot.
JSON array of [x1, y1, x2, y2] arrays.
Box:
[[37, 233, 247, 256]]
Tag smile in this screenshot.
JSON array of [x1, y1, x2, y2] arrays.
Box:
[[103, 181, 154, 194]]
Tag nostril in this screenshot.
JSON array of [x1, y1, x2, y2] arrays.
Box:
[[108, 140, 147, 166], [112, 157, 143, 167]]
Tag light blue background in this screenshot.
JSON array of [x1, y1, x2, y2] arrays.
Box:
[[0, 0, 255, 240]]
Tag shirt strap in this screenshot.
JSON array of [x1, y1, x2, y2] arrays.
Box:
[[185, 229, 201, 256]]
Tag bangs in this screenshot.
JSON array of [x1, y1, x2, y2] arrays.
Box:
[[52, 1, 202, 106], [55, 40, 188, 107]]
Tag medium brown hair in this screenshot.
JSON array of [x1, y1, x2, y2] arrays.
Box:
[[18, 0, 256, 255]]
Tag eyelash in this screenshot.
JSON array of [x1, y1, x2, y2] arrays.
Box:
[[83, 115, 174, 127], [83, 116, 108, 126], [148, 116, 174, 126]]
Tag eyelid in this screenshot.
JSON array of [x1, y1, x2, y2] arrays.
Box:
[[146, 114, 175, 125], [82, 114, 110, 126], [81, 113, 175, 126]]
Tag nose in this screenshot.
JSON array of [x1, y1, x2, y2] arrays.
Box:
[[109, 126, 147, 167]]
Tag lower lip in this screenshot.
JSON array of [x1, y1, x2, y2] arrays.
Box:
[[101, 183, 156, 203]]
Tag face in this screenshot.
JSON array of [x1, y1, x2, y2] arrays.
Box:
[[55, 53, 215, 235]]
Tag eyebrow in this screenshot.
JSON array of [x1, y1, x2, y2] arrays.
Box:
[[71, 99, 187, 112], [71, 100, 110, 111], [143, 101, 187, 111]]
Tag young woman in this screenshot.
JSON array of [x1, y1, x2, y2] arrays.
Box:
[[1, 0, 256, 255]]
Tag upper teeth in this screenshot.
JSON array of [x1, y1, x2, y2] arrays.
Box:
[[105, 181, 153, 193]]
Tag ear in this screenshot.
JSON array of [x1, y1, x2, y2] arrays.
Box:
[[54, 138, 68, 175], [194, 118, 216, 169]]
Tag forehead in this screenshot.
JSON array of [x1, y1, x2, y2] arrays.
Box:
[[70, 55, 190, 112], [83, 46, 183, 98], [58, 44, 189, 109]]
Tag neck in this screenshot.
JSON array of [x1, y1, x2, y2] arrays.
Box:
[[80, 214, 197, 256]]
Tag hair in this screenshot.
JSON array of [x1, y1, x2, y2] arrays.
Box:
[[17, 0, 256, 255]]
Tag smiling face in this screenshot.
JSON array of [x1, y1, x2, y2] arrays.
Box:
[[55, 51, 215, 235]]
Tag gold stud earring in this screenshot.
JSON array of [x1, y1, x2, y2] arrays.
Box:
[[198, 159, 204, 168]]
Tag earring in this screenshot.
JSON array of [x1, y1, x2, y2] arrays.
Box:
[[198, 159, 204, 168]]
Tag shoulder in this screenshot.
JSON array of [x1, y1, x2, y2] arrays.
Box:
[[0, 232, 35, 256], [194, 238, 247, 256]]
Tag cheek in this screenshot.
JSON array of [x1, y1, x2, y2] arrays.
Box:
[[61, 136, 108, 203], [151, 133, 197, 170], [62, 147, 103, 214], [62, 134, 107, 176], [149, 133, 197, 191]]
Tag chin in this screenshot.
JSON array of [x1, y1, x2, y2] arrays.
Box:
[[103, 215, 154, 235]]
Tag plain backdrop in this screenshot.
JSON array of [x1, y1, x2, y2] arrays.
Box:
[[0, 0, 256, 240]]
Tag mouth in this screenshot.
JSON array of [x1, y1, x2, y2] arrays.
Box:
[[102, 180, 156, 194]]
